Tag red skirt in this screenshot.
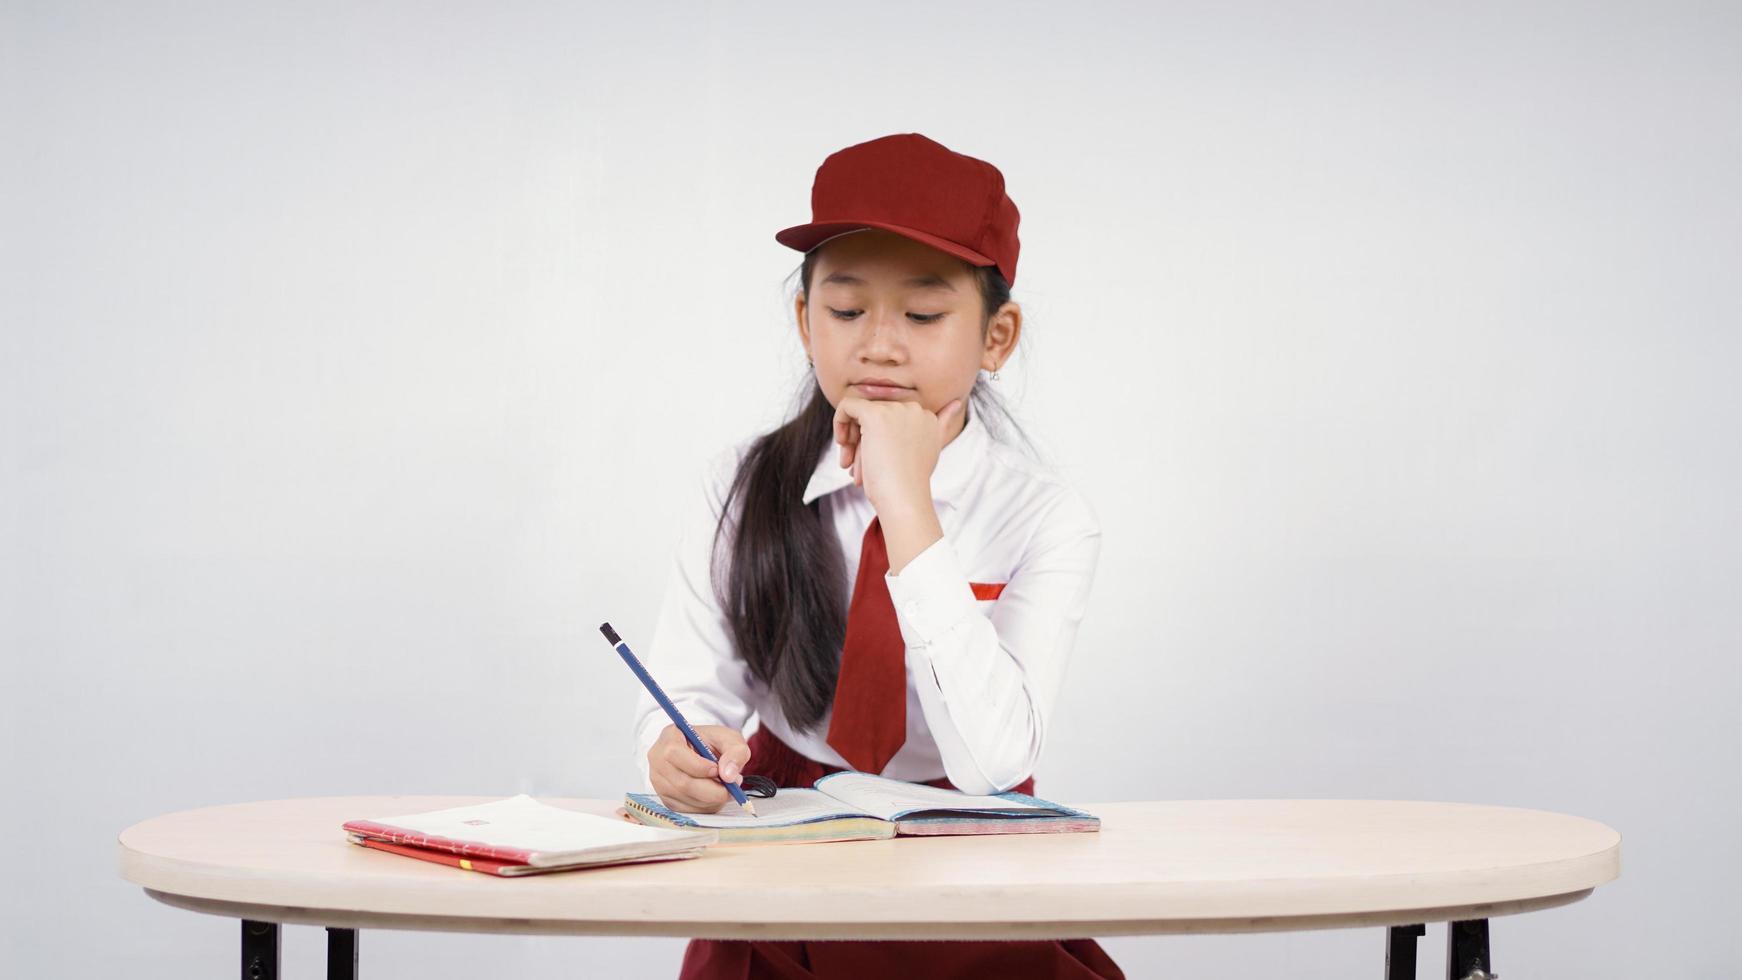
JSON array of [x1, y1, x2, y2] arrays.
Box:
[[677, 727, 1125, 980]]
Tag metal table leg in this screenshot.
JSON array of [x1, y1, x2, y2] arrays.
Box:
[[1386, 923, 1425, 979], [1447, 918, 1496, 980], [239, 919, 359, 979], [327, 927, 359, 980], [241, 920, 278, 980]]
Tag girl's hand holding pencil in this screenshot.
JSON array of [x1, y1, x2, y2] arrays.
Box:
[[648, 723, 754, 814], [599, 622, 758, 816]]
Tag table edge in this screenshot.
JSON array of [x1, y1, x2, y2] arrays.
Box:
[[140, 886, 1598, 939]]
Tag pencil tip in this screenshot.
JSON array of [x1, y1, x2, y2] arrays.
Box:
[[743, 800, 757, 817]]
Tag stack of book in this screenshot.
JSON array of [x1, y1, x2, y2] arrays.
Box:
[[343, 794, 716, 877]]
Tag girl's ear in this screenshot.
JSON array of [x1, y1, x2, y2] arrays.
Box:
[[984, 301, 1022, 366], [794, 293, 811, 349]]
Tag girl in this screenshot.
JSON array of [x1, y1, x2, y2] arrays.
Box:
[[631, 132, 1121, 980]]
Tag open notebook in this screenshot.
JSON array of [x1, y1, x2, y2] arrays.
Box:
[[343, 794, 717, 876], [624, 771, 1099, 844]]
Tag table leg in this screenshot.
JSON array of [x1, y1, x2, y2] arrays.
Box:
[[1385, 923, 1425, 979], [1446, 918, 1496, 980], [327, 927, 359, 980], [241, 920, 278, 980]]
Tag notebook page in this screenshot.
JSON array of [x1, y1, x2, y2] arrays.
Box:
[[657, 788, 867, 828], [815, 772, 1057, 821], [353, 795, 704, 862]]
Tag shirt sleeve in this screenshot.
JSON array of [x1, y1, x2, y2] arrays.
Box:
[[630, 446, 759, 795], [884, 485, 1103, 796]]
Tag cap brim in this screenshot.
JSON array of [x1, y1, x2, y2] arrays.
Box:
[[774, 219, 995, 270]]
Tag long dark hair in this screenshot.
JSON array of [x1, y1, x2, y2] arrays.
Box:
[[710, 250, 1037, 732]]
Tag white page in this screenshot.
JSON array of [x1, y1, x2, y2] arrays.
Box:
[[652, 788, 870, 828], [352, 795, 711, 864], [814, 772, 1055, 821]]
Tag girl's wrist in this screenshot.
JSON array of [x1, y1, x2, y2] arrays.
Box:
[[872, 485, 935, 526], [877, 500, 945, 575]]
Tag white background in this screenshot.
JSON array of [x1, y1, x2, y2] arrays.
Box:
[[5, 1, 1737, 976]]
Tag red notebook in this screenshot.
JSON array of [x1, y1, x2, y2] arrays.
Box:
[[342, 794, 717, 877]]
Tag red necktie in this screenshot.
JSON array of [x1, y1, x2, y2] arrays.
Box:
[[825, 516, 907, 773]]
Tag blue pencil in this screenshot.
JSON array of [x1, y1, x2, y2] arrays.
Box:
[[599, 622, 755, 816]]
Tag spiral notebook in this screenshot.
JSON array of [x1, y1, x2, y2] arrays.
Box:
[[624, 771, 1099, 844]]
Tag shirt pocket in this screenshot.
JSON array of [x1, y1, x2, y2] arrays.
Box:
[[969, 581, 1007, 613], [969, 581, 1007, 600]]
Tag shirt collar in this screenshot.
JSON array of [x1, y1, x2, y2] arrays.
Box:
[[800, 401, 990, 511]]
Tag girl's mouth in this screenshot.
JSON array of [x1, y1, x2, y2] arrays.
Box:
[[854, 382, 913, 398]]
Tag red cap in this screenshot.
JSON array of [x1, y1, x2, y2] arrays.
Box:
[[775, 133, 1021, 288]]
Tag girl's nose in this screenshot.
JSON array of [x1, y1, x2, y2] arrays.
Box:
[[860, 311, 906, 359]]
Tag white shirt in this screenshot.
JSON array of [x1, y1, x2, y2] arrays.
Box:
[[631, 405, 1103, 796]]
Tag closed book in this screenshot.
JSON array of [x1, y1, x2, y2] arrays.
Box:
[[343, 794, 716, 876]]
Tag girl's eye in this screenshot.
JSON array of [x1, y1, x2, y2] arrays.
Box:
[[827, 308, 946, 324]]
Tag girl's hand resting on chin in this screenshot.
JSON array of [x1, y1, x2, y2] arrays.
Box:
[[834, 396, 966, 517]]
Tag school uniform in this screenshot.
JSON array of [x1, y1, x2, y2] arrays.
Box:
[[632, 404, 1120, 980]]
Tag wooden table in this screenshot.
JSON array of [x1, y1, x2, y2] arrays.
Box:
[[117, 795, 1621, 979]]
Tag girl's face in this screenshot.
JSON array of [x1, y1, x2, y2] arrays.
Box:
[[796, 228, 1019, 438]]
